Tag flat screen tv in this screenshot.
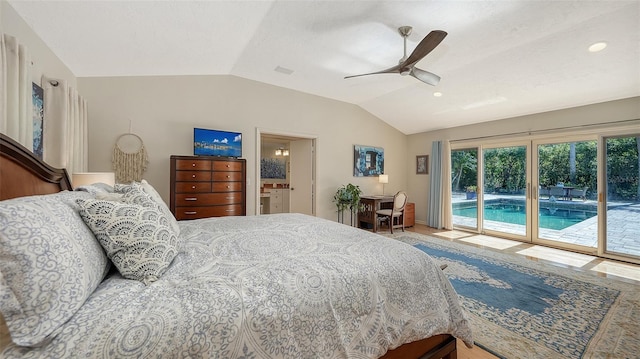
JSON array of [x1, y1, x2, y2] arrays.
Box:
[[193, 128, 242, 158]]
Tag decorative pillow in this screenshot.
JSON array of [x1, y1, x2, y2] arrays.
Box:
[[117, 181, 180, 236], [75, 182, 115, 196], [0, 191, 110, 346], [76, 198, 180, 285]]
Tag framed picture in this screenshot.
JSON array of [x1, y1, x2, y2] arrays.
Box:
[[353, 145, 384, 177], [416, 155, 428, 174], [32, 82, 44, 160]]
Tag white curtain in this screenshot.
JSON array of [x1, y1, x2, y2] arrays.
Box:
[[43, 77, 88, 172], [427, 140, 453, 229], [0, 33, 33, 150]]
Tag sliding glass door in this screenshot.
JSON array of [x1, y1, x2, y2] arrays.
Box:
[[451, 130, 640, 263], [451, 148, 479, 229], [604, 135, 640, 259], [482, 144, 529, 239], [534, 139, 598, 250]]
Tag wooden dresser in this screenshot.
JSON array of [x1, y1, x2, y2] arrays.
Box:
[[170, 155, 246, 220]]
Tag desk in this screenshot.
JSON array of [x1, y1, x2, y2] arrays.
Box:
[[358, 195, 394, 232]]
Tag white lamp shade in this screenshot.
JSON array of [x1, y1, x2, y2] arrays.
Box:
[[379, 174, 389, 184], [72, 172, 116, 188]]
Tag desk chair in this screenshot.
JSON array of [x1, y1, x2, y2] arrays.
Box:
[[376, 191, 408, 234]]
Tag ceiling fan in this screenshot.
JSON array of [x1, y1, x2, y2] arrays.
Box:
[[345, 26, 447, 86]]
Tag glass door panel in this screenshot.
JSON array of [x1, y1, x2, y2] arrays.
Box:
[[605, 135, 640, 258], [535, 140, 598, 248], [451, 148, 478, 229], [482, 145, 528, 237]]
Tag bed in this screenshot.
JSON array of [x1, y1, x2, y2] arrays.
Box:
[[0, 133, 472, 358]]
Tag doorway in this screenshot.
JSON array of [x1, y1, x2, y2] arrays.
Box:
[[256, 129, 316, 216]]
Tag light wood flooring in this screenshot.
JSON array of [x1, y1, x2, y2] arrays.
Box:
[[404, 223, 640, 359]]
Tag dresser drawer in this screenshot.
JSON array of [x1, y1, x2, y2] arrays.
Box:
[[212, 161, 243, 171], [212, 182, 242, 192], [175, 205, 244, 220], [404, 202, 415, 227], [175, 192, 243, 206], [212, 172, 243, 182], [175, 159, 212, 171], [175, 182, 212, 193], [175, 171, 212, 182]]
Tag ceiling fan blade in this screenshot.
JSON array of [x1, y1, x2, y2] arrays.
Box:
[[410, 67, 441, 86], [344, 64, 401, 79], [400, 30, 447, 69]]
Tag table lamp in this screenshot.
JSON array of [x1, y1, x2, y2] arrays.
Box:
[[72, 172, 116, 188], [379, 174, 389, 195]]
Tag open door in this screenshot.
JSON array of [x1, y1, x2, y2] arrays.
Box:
[[289, 139, 314, 215]]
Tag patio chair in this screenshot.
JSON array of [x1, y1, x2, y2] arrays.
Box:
[[539, 186, 550, 198], [549, 186, 566, 200], [571, 187, 588, 201]]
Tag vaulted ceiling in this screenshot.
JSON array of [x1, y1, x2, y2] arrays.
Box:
[[8, 0, 640, 134]]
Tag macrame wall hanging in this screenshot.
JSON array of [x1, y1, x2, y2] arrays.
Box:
[[112, 133, 148, 183]]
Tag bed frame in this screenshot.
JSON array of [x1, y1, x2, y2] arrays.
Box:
[[0, 132, 457, 359]]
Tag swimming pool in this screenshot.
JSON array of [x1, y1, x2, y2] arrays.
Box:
[[453, 202, 597, 230]]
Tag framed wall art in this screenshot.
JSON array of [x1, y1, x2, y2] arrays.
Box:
[[32, 82, 44, 159], [353, 145, 384, 177], [416, 155, 428, 174]]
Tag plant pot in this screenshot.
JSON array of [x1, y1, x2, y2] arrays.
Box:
[[466, 192, 477, 200]]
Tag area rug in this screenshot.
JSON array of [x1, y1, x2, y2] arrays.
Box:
[[385, 232, 640, 359]]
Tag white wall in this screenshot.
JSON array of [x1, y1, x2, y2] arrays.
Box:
[[406, 97, 640, 225], [77, 75, 409, 221]]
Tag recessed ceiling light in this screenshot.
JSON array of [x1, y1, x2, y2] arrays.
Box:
[[433, 92, 442, 97], [588, 42, 607, 53]]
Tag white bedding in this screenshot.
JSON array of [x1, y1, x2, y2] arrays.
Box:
[[2, 213, 472, 358]]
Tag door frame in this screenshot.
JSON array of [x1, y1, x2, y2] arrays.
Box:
[[255, 127, 318, 216]]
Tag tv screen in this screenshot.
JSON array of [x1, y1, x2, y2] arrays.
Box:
[[193, 128, 242, 157]]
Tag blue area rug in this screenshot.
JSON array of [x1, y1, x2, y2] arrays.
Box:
[[388, 232, 640, 359]]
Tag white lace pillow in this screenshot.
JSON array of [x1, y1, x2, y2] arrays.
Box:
[[117, 181, 180, 236], [0, 191, 110, 346], [77, 198, 180, 285]]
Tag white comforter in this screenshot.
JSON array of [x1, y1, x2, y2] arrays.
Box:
[[4, 213, 472, 358]]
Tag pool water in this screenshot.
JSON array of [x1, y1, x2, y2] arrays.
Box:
[[453, 203, 597, 230]]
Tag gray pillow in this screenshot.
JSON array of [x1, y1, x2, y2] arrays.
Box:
[[76, 197, 180, 285], [117, 181, 180, 236], [0, 191, 110, 346]]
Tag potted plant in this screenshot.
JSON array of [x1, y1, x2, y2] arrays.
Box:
[[333, 183, 363, 226], [465, 185, 477, 200]]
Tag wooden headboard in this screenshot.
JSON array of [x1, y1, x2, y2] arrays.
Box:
[[0, 133, 72, 200]]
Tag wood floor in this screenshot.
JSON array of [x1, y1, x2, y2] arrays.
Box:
[[405, 223, 640, 359]]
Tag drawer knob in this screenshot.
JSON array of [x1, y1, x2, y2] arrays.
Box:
[[185, 197, 197, 201], [226, 175, 230, 178], [192, 163, 196, 167], [226, 209, 234, 212], [192, 174, 196, 178], [184, 211, 197, 215], [192, 185, 196, 189], [226, 164, 230, 168], [227, 185, 231, 189]]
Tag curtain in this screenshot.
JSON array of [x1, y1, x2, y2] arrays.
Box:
[[0, 33, 33, 150], [427, 140, 453, 229], [427, 141, 443, 228], [442, 140, 453, 229], [43, 77, 88, 172]]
